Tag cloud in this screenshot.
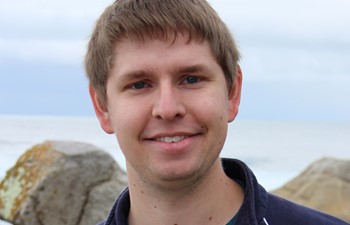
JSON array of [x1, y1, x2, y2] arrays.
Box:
[[205, 0, 350, 83], [210, 0, 350, 41], [0, 38, 86, 65], [0, 0, 111, 64], [240, 43, 350, 82]]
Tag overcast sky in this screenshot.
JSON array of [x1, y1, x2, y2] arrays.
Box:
[[0, 0, 349, 121]]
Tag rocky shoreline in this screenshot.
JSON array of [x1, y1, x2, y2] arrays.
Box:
[[273, 157, 350, 222], [0, 141, 127, 225]]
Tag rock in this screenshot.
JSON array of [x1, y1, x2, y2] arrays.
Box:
[[0, 140, 127, 225], [273, 157, 350, 222]]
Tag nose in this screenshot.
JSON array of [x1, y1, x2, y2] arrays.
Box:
[[152, 84, 186, 121]]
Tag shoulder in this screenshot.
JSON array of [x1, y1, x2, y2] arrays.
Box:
[[266, 193, 349, 225]]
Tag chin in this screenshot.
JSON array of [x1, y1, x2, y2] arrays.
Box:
[[150, 163, 206, 189]]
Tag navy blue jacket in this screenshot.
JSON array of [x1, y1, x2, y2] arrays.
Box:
[[98, 158, 349, 225]]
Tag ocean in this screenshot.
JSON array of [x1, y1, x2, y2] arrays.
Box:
[[1, 115, 350, 225]]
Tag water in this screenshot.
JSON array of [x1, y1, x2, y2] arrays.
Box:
[[1, 115, 350, 224]]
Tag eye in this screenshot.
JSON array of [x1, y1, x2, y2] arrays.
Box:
[[183, 76, 200, 84], [131, 81, 148, 89]]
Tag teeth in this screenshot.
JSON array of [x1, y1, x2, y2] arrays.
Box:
[[156, 136, 188, 143]]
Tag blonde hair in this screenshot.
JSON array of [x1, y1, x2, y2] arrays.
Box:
[[85, 0, 240, 105]]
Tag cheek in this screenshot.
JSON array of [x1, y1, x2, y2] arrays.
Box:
[[114, 114, 143, 160], [108, 102, 145, 145], [201, 92, 229, 141], [114, 110, 141, 137], [200, 91, 230, 120], [193, 94, 229, 123]]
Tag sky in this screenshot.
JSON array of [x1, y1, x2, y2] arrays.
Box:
[[0, 0, 349, 122]]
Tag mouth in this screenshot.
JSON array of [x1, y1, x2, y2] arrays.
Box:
[[155, 136, 189, 143], [144, 127, 206, 144]]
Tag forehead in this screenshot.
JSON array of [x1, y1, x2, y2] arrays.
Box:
[[111, 32, 217, 66]]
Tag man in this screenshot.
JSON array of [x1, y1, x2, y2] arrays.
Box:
[[85, 0, 349, 225]]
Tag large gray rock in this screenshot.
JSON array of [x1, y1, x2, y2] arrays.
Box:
[[0, 140, 127, 225], [273, 157, 350, 222]]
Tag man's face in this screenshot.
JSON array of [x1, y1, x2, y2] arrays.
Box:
[[90, 34, 242, 189]]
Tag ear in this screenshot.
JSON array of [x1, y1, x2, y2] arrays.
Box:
[[89, 85, 114, 134], [227, 65, 243, 122]]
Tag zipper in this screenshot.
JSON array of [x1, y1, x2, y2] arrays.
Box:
[[259, 218, 270, 225]]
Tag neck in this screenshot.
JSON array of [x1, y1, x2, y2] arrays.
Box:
[[127, 159, 244, 225]]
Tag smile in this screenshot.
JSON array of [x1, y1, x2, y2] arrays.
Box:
[[155, 136, 189, 143]]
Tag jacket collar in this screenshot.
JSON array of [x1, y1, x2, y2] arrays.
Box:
[[222, 158, 268, 225]]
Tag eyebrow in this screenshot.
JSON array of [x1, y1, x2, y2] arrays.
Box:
[[117, 69, 153, 84], [175, 64, 213, 75], [117, 64, 213, 83]]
